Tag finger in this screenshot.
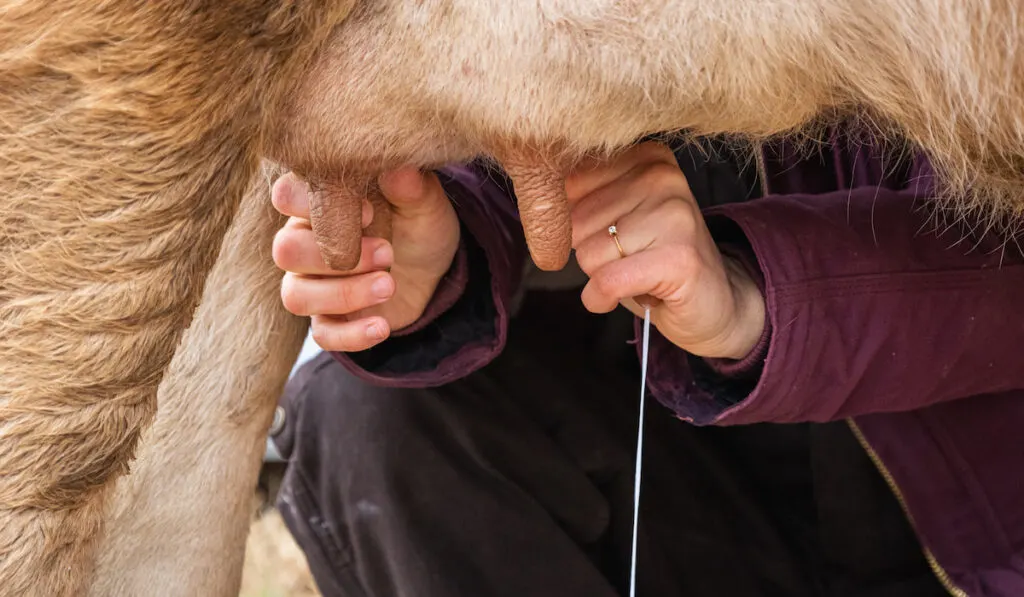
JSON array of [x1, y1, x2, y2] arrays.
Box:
[[579, 245, 699, 314], [272, 172, 311, 219], [274, 174, 373, 227], [281, 214, 310, 232], [310, 314, 391, 352], [273, 227, 393, 275], [280, 270, 395, 317], [502, 156, 572, 271], [564, 142, 677, 205], [361, 198, 374, 229], [570, 161, 695, 247], [573, 197, 699, 276], [364, 186, 393, 242]]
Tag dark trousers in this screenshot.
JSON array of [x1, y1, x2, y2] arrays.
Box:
[[273, 291, 947, 597]]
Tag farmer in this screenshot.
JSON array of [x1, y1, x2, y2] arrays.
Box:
[[268, 134, 1024, 596]]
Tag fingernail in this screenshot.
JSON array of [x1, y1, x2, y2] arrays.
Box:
[[371, 275, 393, 299], [366, 321, 386, 340], [372, 244, 393, 268]]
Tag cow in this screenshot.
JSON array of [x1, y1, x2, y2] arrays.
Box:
[[1, 1, 1020, 593]]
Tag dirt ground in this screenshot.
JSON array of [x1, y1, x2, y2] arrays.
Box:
[[239, 508, 322, 597]]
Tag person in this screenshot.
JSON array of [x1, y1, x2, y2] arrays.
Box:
[[267, 133, 1024, 597]]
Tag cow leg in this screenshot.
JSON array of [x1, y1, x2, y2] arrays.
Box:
[[87, 165, 308, 597], [0, 4, 349, 594]]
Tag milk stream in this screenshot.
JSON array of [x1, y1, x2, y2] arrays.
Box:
[[628, 306, 651, 597]]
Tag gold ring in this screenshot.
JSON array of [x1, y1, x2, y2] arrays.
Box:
[[608, 224, 626, 258]]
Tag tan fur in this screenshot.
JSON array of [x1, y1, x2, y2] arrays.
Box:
[[87, 166, 307, 597], [271, 0, 1024, 269], [0, 3, 352, 594], [1, 1, 1021, 593]]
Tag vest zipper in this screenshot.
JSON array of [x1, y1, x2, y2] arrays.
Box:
[[756, 146, 958, 595], [845, 419, 967, 597]]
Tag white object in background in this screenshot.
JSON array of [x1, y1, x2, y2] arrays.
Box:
[[265, 328, 323, 463], [289, 328, 324, 379]]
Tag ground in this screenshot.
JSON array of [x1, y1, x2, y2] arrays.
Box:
[[240, 507, 321, 597]]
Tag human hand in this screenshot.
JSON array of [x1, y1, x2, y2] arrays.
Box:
[[568, 142, 766, 360], [272, 167, 460, 351]]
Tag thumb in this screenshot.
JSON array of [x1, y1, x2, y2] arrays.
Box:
[[378, 166, 448, 218]]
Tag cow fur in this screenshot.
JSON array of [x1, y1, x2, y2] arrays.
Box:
[[0, 2, 352, 594], [87, 165, 307, 597], [0, 0, 1021, 594], [271, 0, 1024, 270]]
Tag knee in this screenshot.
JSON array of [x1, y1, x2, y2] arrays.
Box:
[[271, 352, 440, 469]]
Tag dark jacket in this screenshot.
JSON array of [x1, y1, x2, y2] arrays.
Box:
[[336, 134, 1024, 597]]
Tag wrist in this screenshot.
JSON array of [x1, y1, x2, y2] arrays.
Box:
[[719, 257, 766, 360]]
